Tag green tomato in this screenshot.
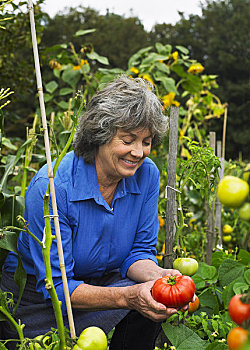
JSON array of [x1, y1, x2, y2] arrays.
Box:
[[77, 326, 107, 350], [222, 235, 232, 243], [173, 258, 198, 276], [238, 202, 250, 221], [218, 176, 249, 208]]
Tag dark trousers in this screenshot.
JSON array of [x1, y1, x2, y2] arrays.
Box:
[[1, 270, 161, 350]]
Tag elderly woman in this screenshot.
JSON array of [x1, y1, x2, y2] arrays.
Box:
[[2, 75, 182, 350]]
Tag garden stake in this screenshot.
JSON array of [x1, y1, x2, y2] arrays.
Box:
[[27, 0, 76, 338]]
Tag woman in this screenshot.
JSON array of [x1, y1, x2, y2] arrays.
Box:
[[2, 75, 184, 349]]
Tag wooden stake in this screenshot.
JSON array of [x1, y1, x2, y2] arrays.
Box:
[[215, 141, 223, 247], [164, 107, 179, 269], [27, 0, 76, 338]]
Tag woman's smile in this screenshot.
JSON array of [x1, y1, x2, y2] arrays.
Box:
[[96, 127, 152, 185]]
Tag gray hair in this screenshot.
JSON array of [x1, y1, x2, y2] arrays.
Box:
[[73, 75, 169, 163]]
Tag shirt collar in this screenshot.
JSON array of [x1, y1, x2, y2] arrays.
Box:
[[70, 155, 141, 202]]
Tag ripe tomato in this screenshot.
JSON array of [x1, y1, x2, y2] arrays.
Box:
[[228, 294, 250, 326], [223, 224, 233, 234], [173, 258, 198, 276], [238, 203, 250, 221], [218, 176, 249, 208], [227, 327, 249, 350], [188, 296, 200, 314], [152, 275, 195, 308], [74, 326, 107, 350]]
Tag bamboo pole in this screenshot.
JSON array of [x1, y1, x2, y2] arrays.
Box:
[[27, 0, 76, 338], [222, 104, 228, 160], [215, 141, 223, 247], [206, 132, 216, 264]]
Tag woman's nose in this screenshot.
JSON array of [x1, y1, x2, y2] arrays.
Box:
[[131, 143, 143, 158]]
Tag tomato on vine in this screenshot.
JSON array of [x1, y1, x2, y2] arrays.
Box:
[[223, 224, 233, 234], [173, 257, 198, 276], [228, 294, 250, 327], [238, 203, 250, 221], [152, 275, 195, 308], [227, 327, 249, 350], [73, 326, 107, 350], [218, 176, 249, 208]]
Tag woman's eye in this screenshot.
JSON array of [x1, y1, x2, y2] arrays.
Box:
[[122, 139, 132, 145], [143, 140, 152, 146]]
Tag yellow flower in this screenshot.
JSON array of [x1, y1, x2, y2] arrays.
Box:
[[161, 92, 180, 109], [49, 59, 62, 70], [156, 243, 165, 261], [139, 74, 154, 86], [172, 51, 178, 61], [188, 63, 204, 74], [158, 215, 165, 229], [73, 59, 89, 70], [179, 130, 184, 140], [189, 218, 196, 227], [151, 150, 157, 157], [130, 67, 139, 74]]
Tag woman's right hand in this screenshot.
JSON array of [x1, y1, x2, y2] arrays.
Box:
[[124, 280, 178, 321]]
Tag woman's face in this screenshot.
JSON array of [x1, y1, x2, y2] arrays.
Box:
[[96, 127, 153, 183]]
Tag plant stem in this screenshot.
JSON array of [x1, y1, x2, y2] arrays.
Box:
[[0, 306, 25, 341]]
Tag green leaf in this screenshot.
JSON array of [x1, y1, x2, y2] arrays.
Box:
[[192, 275, 206, 290], [128, 46, 153, 67], [237, 249, 250, 266], [86, 51, 109, 65], [75, 28, 96, 36], [181, 75, 202, 94], [1, 137, 17, 150], [13, 255, 27, 315], [218, 259, 245, 287], [57, 101, 69, 110], [61, 65, 81, 88], [0, 230, 18, 253], [244, 269, 250, 285], [44, 43, 67, 53], [222, 276, 245, 307], [233, 282, 249, 294], [162, 323, 208, 349], [176, 45, 189, 54], [205, 343, 228, 350], [154, 76, 177, 94], [45, 81, 58, 94], [196, 262, 217, 280], [154, 61, 170, 74], [59, 88, 74, 96]]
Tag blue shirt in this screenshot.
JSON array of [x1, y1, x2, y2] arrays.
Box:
[[4, 151, 160, 315]]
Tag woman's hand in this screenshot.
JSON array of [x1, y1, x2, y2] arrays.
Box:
[[125, 280, 178, 322], [160, 268, 182, 278]]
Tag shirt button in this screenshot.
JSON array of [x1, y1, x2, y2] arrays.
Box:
[[111, 207, 114, 211]]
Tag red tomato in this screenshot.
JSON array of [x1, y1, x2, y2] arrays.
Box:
[[152, 275, 195, 308], [228, 294, 250, 326], [227, 327, 249, 350]]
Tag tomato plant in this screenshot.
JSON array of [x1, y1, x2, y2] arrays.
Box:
[[73, 326, 107, 350], [228, 294, 250, 327], [218, 176, 249, 208], [152, 275, 195, 308], [227, 327, 249, 350], [173, 258, 198, 276]]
